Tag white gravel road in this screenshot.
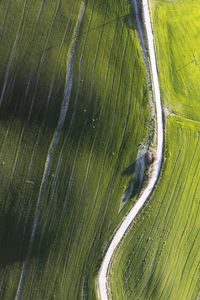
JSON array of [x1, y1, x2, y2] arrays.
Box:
[[97, 0, 164, 299]]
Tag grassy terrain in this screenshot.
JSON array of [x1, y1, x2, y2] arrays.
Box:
[[0, 0, 150, 299], [110, 0, 200, 299], [152, 0, 200, 121]]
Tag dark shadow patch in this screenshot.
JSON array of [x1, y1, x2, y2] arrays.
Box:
[[122, 162, 136, 176], [0, 211, 55, 267], [0, 67, 64, 130], [122, 153, 150, 202]]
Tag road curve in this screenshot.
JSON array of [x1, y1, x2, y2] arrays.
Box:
[[97, 0, 164, 299]]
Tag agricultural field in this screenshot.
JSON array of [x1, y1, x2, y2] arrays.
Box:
[[110, 0, 200, 299], [0, 0, 150, 299]]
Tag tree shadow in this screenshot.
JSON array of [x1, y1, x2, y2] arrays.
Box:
[[122, 162, 136, 176], [122, 154, 147, 202]]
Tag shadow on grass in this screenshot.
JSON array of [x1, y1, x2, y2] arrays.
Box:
[[0, 211, 55, 267], [0, 68, 64, 130], [122, 162, 136, 176], [122, 154, 147, 201]]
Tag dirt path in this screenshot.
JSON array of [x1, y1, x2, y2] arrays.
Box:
[[15, 2, 86, 299], [97, 0, 164, 299]]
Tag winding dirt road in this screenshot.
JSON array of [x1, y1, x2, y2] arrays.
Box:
[[97, 0, 164, 299]]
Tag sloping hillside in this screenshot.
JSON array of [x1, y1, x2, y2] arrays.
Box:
[[0, 1, 150, 299]]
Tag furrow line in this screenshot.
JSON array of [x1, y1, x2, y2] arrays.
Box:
[[48, 0, 99, 264], [69, 0, 111, 263], [123, 131, 183, 297], [18, 0, 82, 206], [140, 163, 190, 296], [67, 13, 124, 249], [27, 0, 62, 122], [122, 129, 182, 289], [0, 0, 12, 41], [74, 16, 119, 254], [2, 0, 65, 209], [0, 0, 29, 107], [61, 11, 110, 275], [90, 21, 126, 213], [143, 137, 193, 299]]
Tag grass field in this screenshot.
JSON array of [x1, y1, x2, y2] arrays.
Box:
[[152, 0, 200, 121], [0, 0, 150, 299], [110, 0, 200, 299]]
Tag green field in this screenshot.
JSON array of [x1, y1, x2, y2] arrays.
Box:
[[0, 0, 150, 299], [110, 0, 200, 299], [153, 0, 200, 121]]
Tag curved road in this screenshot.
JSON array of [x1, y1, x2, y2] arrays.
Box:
[[97, 0, 164, 299]]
